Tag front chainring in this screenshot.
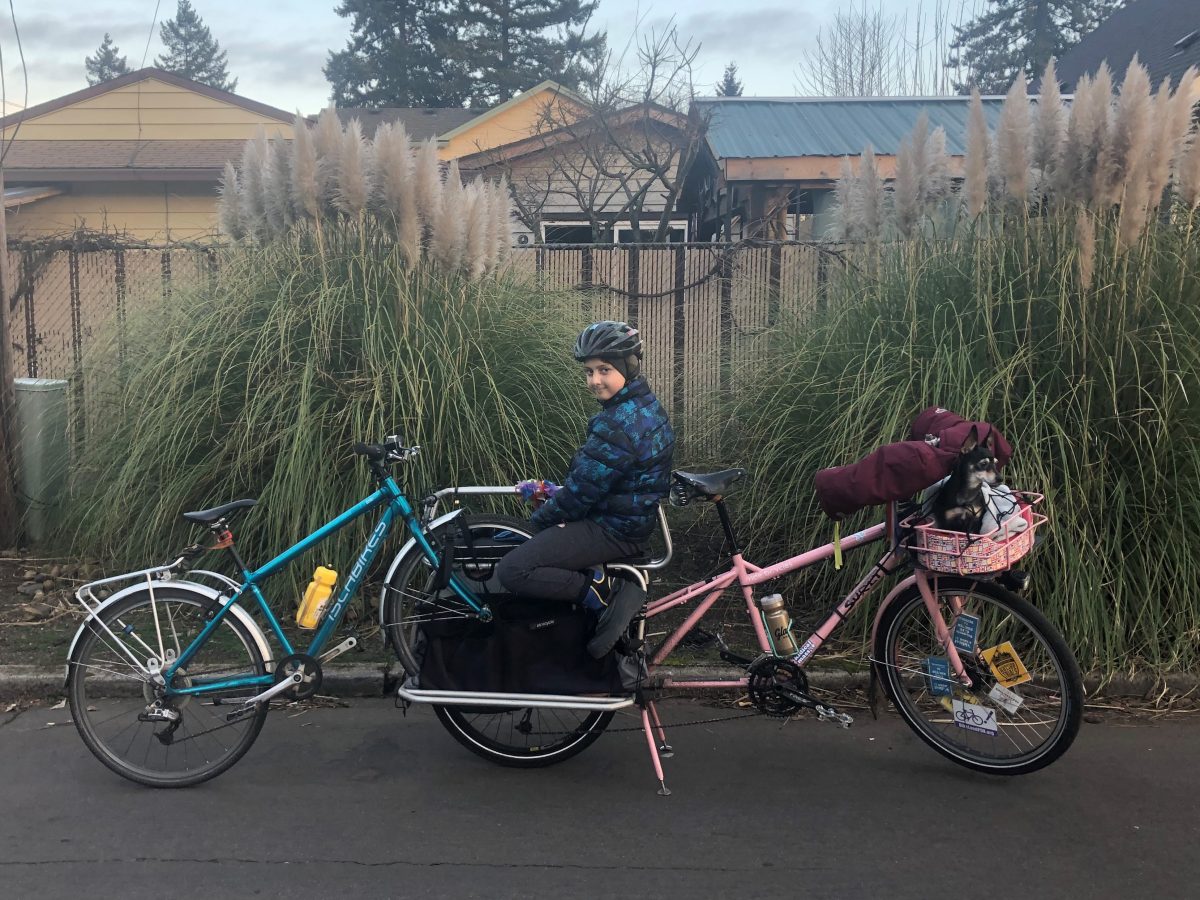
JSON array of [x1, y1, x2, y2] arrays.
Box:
[[275, 653, 323, 701], [747, 655, 809, 718]]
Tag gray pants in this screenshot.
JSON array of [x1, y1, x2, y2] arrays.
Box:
[[495, 519, 642, 603]]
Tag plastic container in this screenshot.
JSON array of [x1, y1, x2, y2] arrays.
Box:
[[296, 566, 338, 629]]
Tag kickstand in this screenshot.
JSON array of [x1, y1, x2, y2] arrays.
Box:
[[640, 706, 671, 796], [647, 700, 673, 758]]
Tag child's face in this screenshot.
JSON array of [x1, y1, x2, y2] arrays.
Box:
[[582, 357, 626, 401]]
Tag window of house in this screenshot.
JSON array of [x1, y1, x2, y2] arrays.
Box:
[[542, 223, 596, 244], [612, 220, 689, 243]]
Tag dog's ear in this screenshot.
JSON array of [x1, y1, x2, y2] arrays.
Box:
[[961, 424, 979, 454], [985, 430, 997, 456]]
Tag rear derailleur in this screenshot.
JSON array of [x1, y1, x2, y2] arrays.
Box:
[[746, 656, 854, 727]]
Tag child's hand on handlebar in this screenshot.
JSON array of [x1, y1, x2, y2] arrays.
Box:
[[516, 479, 560, 509]]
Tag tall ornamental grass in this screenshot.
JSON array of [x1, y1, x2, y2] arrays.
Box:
[[732, 58, 1200, 675], [62, 223, 591, 594]]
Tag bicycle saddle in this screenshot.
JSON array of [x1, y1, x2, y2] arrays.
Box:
[[672, 468, 747, 498], [181, 498, 257, 525]]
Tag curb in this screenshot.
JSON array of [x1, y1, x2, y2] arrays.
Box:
[[5, 662, 1197, 702]]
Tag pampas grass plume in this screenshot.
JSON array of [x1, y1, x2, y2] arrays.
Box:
[[238, 129, 269, 239], [995, 73, 1031, 202], [265, 138, 294, 236], [965, 88, 989, 217], [314, 106, 343, 213], [1098, 56, 1152, 212], [1032, 58, 1065, 194], [334, 119, 370, 216], [217, 161, 243, 239], [290, 114, 320, 220]]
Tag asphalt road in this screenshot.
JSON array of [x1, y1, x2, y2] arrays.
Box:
[[2, 697, 1198, 899]]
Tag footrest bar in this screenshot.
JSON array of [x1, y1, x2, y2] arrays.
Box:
[[397, 686, 635, 711]]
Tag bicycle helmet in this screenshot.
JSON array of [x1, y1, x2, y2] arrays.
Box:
[[573, 320, 643, 362]]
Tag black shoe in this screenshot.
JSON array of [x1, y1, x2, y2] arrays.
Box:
[[587, 578, 646, 659]]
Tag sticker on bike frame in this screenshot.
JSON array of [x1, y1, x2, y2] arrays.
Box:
[[794, 640, 817, 664], [952, 699, 998, 735], [981, 641, 1032, 687], [987, 682, 1024, 714], [924, 657, 953, 697], [952, 614, 980, 654]]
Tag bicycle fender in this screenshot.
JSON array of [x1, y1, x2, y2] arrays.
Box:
[[377, 507, 467, 626], [64, 580, 274, 685]]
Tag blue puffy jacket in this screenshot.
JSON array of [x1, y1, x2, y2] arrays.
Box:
[[531, 376, 675, 542]]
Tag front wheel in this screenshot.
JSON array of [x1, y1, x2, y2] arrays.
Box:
[[383, 514, 533, 675], [873, 576, 1082, 776]]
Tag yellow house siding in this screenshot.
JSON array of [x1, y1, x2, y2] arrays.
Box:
[[5, 182, 219, 242], [2, 79, 293, 141], [440, 89, 588, 160]]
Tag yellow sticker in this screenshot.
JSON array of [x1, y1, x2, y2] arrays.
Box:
[[981, 642, 1032, 687]]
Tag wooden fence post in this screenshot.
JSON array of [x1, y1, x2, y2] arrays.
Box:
[[0, 168, 20, 545]]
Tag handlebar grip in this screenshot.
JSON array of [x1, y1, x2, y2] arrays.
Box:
[[352, 442, 386, 461]]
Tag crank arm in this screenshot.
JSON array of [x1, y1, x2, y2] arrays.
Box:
[[225, 672, 303, 720], [319, 636, 358, 664], [778, 687, 855, 728]]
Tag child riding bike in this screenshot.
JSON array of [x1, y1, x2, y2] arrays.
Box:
[[496, 320, 675, 656]]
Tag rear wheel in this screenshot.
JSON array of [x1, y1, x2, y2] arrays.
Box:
[[67, 587, 269, 787], [873, 576, 1082, 775], [434, 705, 613, 768], [384, 515, 614, 765]]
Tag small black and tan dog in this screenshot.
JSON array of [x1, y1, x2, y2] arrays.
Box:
[[931, 426, 999, 533]]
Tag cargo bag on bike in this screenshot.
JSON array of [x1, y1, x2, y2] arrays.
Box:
[[813, 407, 1013, 520], [417, 597, 625, 695]]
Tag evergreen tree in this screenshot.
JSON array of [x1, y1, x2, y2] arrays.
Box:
[[715, 61, 743, 97], [85, 33, 131, 85], [948, 0, 1120, 93], [326, 1, 471, 107], [453, 0, 607, 107], [154, 0, 238, 91]]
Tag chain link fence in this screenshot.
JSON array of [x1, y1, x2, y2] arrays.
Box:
[[5, 241, 842, 456]]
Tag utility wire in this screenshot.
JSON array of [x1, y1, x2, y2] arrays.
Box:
[[0, 0, 29, 166]]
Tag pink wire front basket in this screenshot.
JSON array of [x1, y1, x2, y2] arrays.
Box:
[[901, 492, 1047, 575]]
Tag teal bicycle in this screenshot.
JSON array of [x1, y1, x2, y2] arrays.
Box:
[[66, 435, 564, 787]]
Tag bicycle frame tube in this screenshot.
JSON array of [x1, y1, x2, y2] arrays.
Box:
[[166, 477, 483, 695], [647, 522, 892, 676]]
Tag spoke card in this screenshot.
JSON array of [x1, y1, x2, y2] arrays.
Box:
[[987, 682, 1025, 715], [952, 613, 980, 654], [924, 657, 953, 697], [952, 699, 998, 736], [981, 641, 1032, 687]]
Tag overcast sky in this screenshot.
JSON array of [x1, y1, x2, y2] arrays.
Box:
[[0, 0, 958, 114]]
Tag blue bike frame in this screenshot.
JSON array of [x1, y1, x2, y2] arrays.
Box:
[[164, 475, 480, 696]]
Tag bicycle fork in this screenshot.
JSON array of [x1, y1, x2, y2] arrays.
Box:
[[914, 570, 974, 689]]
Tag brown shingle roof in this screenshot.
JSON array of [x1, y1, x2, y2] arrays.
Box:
[[1055, 0, 1200, 90], [333, 107, 483, 140], [2, 140, 249, 181]]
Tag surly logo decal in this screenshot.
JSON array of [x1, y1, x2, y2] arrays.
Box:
[[329, 518, 390, 621]]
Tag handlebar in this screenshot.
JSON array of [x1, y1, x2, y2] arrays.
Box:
[[353, 435, 421, 465]]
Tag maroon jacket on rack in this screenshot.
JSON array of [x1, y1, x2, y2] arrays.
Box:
[[813, 407, 1012, 520]]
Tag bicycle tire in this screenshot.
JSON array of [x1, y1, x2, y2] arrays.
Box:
[[383, 514, 533, 676], [384, 514, 615, 765], [873, 576, 1082, 776], [434, 705, 614, 768], [68, 587, 269, 788]]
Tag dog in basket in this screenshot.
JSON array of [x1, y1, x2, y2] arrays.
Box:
[[930, 426, 999, 534]]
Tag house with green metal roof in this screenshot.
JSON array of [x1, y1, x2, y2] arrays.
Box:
[[688, 96, 1009, 240]]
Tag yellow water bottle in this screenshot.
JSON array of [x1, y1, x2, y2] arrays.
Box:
[[296, 566, 338, 630]]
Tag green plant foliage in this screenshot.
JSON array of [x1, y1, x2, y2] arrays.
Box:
[[727, 212, 1200, 677], [62, 222, 590, 599]]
